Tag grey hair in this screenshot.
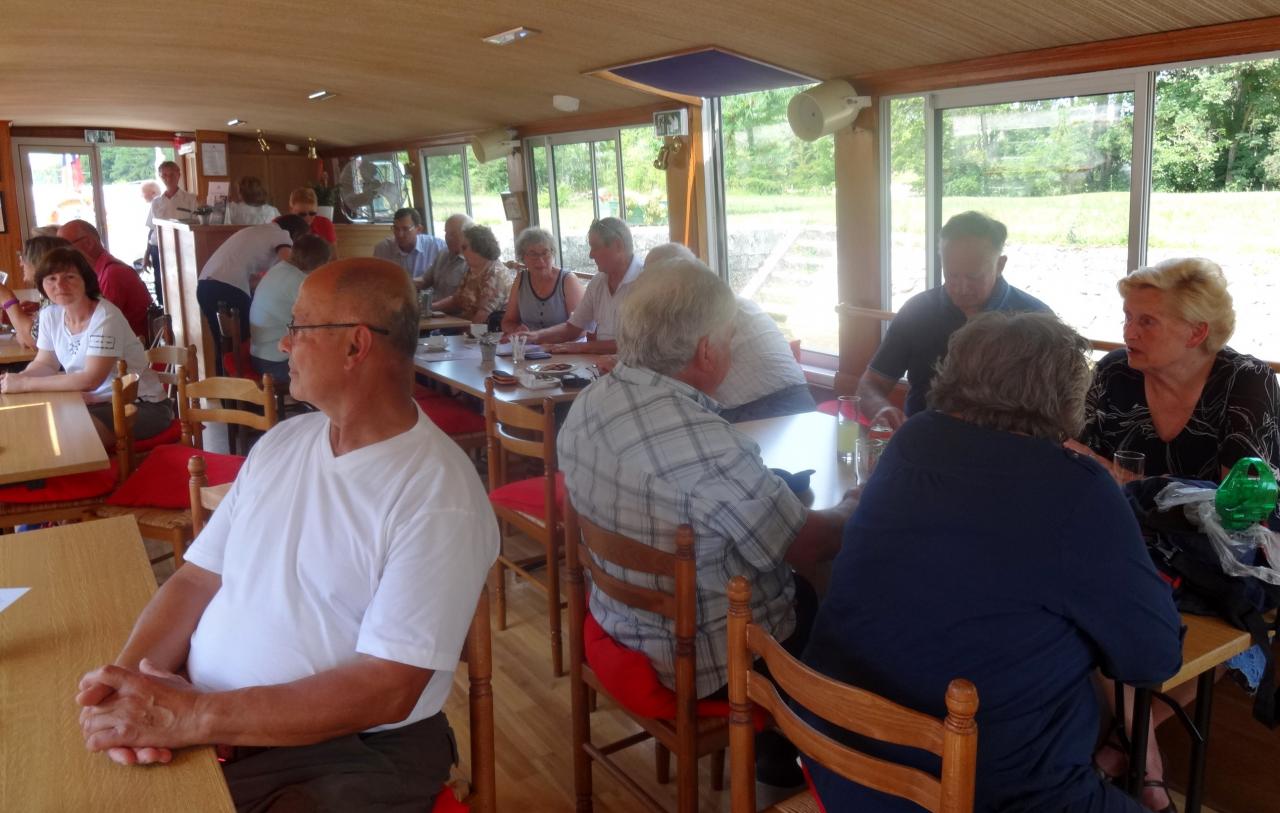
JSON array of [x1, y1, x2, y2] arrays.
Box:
[[588, 217, 633, 254], [616, 258, 736, 376], [927, 311, 1092, 441], [643, 242, 696, 269], [515, 227, 556, 261], [463, 224, 501, 261]]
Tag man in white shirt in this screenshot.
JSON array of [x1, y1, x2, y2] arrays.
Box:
[[373, 207, 447, 281], [523, 217, 642, 355], [416, 212, 472, 297], [147, 161, 198, 304], [76, 258, 499, 810]]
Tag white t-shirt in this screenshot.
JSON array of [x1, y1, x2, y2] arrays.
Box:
[[715, 298, 809, 408], [199, 224, 293, 293], [148, 189, 199, 236], [226, 201, 282, 225], [567, 254, 643, 341], [36, 299, 165, 403], [184, 410, 499, 730]]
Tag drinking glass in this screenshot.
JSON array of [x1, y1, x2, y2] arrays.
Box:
[[1113, 450, 1145, 483], [512, 333, 527, 364], [836, 395, 860, 464]]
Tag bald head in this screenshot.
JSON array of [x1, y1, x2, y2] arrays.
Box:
[[57, 219, 104, 261], [307, 258, 420, 359], [443, 213, 473, 254]]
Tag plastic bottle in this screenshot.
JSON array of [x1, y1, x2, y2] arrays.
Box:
[[1216, 457, 1278, 530]]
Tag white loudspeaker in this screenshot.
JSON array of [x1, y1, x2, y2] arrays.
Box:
[[471, 128, 519, 163], [787, 80, 871, 141]]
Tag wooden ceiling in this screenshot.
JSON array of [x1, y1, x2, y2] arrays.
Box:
[[4, 0, 1280, 146]]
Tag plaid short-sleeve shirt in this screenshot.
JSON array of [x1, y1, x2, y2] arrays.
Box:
[[558, 363, 807, 696]]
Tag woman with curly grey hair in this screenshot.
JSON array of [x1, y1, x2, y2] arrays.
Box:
[[800, 311, 1182, 813]]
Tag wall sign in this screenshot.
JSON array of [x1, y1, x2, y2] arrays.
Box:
[[84, 129, 116, 145]]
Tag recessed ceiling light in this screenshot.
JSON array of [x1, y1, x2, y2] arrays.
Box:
[[226, 118, 246, 126], [308, 90, 337, 101], [483, 26, 538, 46]]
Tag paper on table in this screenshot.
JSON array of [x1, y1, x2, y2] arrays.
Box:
[[0, 587, 30, 614], [496, 343, 543, 357], [415, 346, 482, 362]]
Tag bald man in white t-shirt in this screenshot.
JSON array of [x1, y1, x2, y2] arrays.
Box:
[[77, 259, 498, 810]]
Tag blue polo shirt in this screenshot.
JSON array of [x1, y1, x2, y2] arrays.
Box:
[[868, 278, 1051, 416]]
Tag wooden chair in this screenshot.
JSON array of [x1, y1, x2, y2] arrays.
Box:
[[179, 372, 277, 451], [436, 585, 497, 813], [147, 343, 196, 402], [484, 380, 565, 676], [564, 498, 728, 812], [92, 372, 276, 565], [726, 575, 980, 813]]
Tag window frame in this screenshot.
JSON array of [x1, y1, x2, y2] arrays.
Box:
[[417, 144, 473, 236]]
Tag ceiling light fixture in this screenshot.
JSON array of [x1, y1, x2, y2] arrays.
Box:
[[308, 90, 337, 101], [226, 118, 246, 127], [483, 26, 538, 46]]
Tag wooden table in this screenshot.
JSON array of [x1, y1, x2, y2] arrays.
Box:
[[0, 516, 233, 811], [735, 411, 855, 510], [0, 391, 110, 485], [419, 313, 472, 333], [414, 335, 604, 406], [1126, 613, 1255, 812], [0, 333, 36, 366]]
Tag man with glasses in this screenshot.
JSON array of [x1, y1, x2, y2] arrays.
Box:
[[373, 207, 446, 283], [523, 217, 642, 355], [76, 257, 498, 811], [415, 213, 472, 298], [57, 219, 153, 339]]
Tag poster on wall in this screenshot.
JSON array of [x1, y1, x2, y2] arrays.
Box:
[[201, 142, 228, 177]]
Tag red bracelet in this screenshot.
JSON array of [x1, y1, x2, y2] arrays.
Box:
[[1, 298, 18, 310]]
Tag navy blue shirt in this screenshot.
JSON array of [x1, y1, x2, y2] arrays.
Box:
[[802, 411, 1182, 813], [869, 279, 1052, 416]]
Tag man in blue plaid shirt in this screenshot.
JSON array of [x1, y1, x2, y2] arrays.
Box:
[[558, 255, 858, 785]]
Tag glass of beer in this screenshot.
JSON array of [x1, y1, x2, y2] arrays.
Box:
[[836, 395, 861, 463]]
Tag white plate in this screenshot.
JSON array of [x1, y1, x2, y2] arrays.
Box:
[[526, 361, 580, 377]]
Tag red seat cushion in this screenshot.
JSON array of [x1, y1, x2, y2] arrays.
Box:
[[489, 472, 565, 517], [582, 611, 766, 730], [133, 419, 184, 452], [222, 347, 256, 380], [415, 396, 485, 436], [0, 460, 119, 504], [430, 788, 469, 812], [107, 444, 245, 509]]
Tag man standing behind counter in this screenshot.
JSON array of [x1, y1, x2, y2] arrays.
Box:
[[855, 210, 1051, 429], [76, 258, 498, 811]]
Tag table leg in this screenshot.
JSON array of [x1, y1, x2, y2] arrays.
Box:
[[1127, 687, 1153, 796], [1184, 670, 1215, 813]]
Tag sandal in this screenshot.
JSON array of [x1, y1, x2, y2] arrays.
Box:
[[1141, 747, 1177, 813], [1092, 729, 1129, 784]]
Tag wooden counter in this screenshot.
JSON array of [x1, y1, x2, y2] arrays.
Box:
[[0, 516, 233, 811]]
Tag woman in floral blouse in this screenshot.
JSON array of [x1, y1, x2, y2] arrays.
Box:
[[434, 224, 513, 325]]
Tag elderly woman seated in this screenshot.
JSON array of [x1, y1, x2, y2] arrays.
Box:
[[1079, 256, 1280, 484], [1, 234, 71, 349], [500, 227, 584, 336], [801, 312, 1182, 813], [0, 247, 170, 447], [433, 224, 513, 325], [249, 234, 334, 388]]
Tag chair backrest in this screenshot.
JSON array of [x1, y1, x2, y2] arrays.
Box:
[[178, 372, 278, 449], [726, 576, 979, 813], [147, 343, 197, 402], [148, 307, 173, 348], [187, 454, 211, 536], [484, 379, 557, 510], [564, 496, 697, 716], [110, 361, 141, 481], [215, 303, 250, 376]]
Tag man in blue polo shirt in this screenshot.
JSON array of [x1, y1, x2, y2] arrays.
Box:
[[856, 211, 1051, 428]]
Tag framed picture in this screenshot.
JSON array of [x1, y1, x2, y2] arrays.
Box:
[[653, 109, 689, 138], [500, 191, 527, 222], [0, 191, 7, 234]]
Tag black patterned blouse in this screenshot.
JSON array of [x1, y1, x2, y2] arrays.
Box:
[[1081, 347, 1280, 482]]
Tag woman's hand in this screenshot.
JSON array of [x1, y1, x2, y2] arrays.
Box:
[[0, 372, 27, 394]]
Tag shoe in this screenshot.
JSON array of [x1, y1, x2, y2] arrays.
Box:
[[1142, 748, 1177, 813], [1093, 733, 1128, 784]]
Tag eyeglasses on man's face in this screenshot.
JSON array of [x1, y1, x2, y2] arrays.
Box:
[[285, 320, 391, 339]]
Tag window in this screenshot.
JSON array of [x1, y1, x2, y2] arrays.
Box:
[[940, 92, 1133, 345], [419, 146, 513, 257], [884, 52, 1280, 363], [524, 126, 669, 273], [720, 87, 839, 355], [1149, 58, 1280, 360]]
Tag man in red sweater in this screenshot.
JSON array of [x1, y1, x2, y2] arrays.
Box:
[[58, 219, 154, 339]]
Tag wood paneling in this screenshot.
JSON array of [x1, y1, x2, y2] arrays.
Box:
[[10, 125, 178, 142], [0, 122, 23, 279], [333, 224, 390, 259], [516, 102, 677, 139]]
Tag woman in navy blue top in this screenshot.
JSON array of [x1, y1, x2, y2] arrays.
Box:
[[802, 312, 1182, 813]]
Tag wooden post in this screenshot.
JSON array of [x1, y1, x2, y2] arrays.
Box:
[[187, 455, 208, 537], [466, 586, 496, 813], [939, 678, 979, 813], [834, 102, 882, 394], [673, 524, 698, 812], [727, 575, 757, 813]]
